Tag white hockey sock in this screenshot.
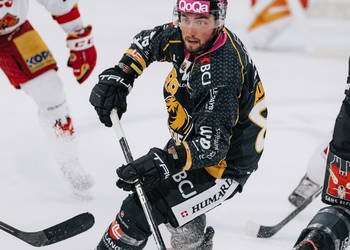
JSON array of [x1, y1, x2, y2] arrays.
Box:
[[21, 70, 94, 192]]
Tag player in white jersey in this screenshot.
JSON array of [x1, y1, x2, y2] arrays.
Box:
[[247, 0, 309, 49], [246, 0, 326, 206], [0, 0, 97, 197]]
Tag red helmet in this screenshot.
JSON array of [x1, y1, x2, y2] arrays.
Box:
[[173, 0, 228, 28]]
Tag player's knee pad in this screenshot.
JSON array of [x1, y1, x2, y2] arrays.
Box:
[[295, 205, 350, 250], [166, 214, 213, 250], [96, 195, 150, 250], [96, 221, 147, 250]]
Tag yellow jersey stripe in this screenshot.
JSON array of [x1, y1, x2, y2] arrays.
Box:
[[125, 49, 147, 70], [182, 142, 192, 171], [223, 28, 245, 84]]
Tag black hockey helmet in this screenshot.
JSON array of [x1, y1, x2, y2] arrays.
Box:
[[173, 0, 228, 28]]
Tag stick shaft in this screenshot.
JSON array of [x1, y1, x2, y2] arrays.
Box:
[[111, 110, 166, 250], [257, 186, 322, 238]]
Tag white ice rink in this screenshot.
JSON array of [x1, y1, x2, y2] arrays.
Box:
[[1, 1, 350, 249]]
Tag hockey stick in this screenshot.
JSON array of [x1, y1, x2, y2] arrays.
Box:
[[245, 186, 322, 238], [110, 110, 167, 250], [0, 212, 94, 247]]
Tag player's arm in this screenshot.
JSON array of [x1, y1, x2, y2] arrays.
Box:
[[89, 24, 181, 126], [330, 90, 350, 160], [118, 23, 181, 80], [37, 0, 82, 33], [36, 0, 97, 84], [179, 62, 266, 176], [178, 84, 239, 173], [115, 61, 265, 192]]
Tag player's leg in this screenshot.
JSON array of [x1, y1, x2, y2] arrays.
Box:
[[96, 169, 240, 249], [294, 131, 350, 250], [293, 205, 350, 250], [0, 21, 93, 195], [163, 170, 239, 250], [165, 214, 215, 250], [288, 143, 327, 207], [95, 194, 149, 250], [21, 70, 94, 193], [289, 67, 350, 207]]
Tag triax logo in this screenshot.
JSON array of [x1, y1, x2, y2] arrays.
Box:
[[178, 0, 210, 15]]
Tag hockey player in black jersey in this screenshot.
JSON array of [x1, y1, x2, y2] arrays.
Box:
[[293, 58, 350, 250], [90, 0, 267, 249]]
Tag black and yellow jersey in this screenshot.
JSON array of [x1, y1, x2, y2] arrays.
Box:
[[120, 23, 267, 187]]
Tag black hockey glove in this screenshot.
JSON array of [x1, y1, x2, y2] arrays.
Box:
[[116, 147, 182, 192], [89, 67, 134, 127]]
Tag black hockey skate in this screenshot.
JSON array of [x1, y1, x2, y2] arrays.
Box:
[[293, 241, 317, 250], [293, 229, 331, 250]]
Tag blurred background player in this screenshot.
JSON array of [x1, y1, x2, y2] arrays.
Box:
[[293, 58, 350, 250], [0, 0, 96, 196], [247, 0, 309, 50], [248, 0, 347, 207]]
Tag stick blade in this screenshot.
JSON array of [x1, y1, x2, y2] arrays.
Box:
[[1, 213, 95, 247], [244, 220, 261, 237], [42, 212, 95, 246], [256, 225, 277, 238], [245, 220, 277, 238]]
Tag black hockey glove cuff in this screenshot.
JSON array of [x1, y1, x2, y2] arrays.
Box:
[[89, 67, 134, 127], [116, 147, 183, 192]]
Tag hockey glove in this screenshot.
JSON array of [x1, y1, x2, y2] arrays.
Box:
[[116, 147, 181, 192], [66, 25, 97, 84], [89, 67, 134, 126]]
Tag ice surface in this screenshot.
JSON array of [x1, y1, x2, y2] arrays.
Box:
[[1, 1, 349, 249]]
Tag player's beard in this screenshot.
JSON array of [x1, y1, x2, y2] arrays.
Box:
[[184, 28, 219, 56]]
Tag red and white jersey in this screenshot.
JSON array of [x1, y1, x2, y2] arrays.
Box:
[[0, 0, 79, 36], [0, 0, 28, 35]]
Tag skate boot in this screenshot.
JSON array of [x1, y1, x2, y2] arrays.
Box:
[[167, 226, 214, 250], [293, 229, 329, 250], [51, 116, 94, 198], [288, 174, 321, 207], [198, 226, 215, 250], [293, 240, 318, 250], [167, 214, 214, 250]]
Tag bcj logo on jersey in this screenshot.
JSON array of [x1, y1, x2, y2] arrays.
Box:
[[178, 0, 210, 15]]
